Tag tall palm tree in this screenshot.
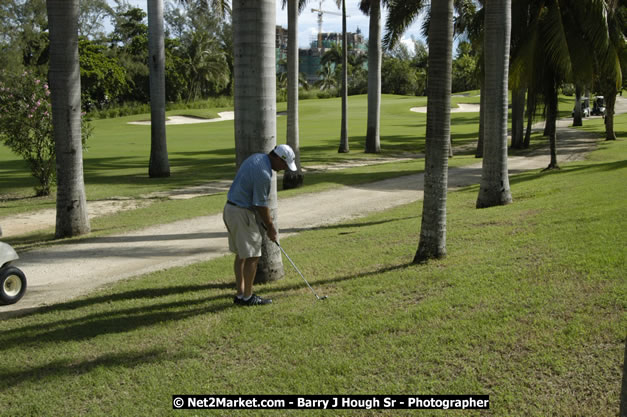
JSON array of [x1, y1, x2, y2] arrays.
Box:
[[510, 0, 530, 149], [361, 0, 384, 154], [316, 62, 337, 90], [600, 0, 625, 141], [47, 0, 91, 238], [414, 0, 453, 262], [476, 0, 512, 208], [232, 0, 284, 282], [511, 1, 616, 167], [336, 0, 349, 153], [282, 0, 307, 189], [147, 0, 170, 178]]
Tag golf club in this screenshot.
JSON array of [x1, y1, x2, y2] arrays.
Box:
[[261, 223, 327, 300], [273, 240, 327, 300]]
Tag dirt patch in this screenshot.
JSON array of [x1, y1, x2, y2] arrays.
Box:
[[0, 199, 151, 238]]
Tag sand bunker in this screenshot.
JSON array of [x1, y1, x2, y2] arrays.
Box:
[[410, 103, 481, 113], [128, 111, 234, 125]]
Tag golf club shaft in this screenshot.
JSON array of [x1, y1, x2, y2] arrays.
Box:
[[274, 242, 320, 299], [260, 223, 323, 299]]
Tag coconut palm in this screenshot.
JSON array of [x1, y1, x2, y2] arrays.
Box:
[[599, 0, 626, 141], [147, 0, 170, 178], [413, 0, 454, 262], [282, 0, 308, 189], [232, 0, 284, 282], [383, 0, 453, 262], [46, 0, 91, 238], [185, 31, 230, 101], [511, 0, 611, 170], [476, 0, 512, 208], [316, 62, 338, 90], [335, 0, 349, 153], [360, 0, 386, 153]]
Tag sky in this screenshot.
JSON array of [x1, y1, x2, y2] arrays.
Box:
[[116, 0, 425, 51]]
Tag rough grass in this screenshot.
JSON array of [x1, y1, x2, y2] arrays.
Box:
[[0, 115, 623, 417]]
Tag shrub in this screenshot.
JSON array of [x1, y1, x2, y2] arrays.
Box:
[[0, 71, 91, 196]]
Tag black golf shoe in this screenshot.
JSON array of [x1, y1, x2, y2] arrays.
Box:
[[233, 295, 244, 305], [242, 294, 272, 306]]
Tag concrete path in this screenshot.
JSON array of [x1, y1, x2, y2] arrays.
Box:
[[1, 100, 623, 318]]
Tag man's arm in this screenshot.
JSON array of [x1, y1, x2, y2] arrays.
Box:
[[254, 205, 277, 242]]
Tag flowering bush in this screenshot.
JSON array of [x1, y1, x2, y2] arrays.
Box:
[[0, 71, 91, 196]]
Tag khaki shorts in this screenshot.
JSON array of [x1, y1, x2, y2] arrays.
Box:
[[223, 203, 262, 259]]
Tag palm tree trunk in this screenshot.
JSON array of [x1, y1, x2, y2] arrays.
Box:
[[365, 0, 381, 154], [523, 90, 534, 148], [47, 0, 90, 238], [604, 86, 617, 141], [413, 0, 453, 263], [283, 0, 304, 189], [475, 86, 484, 158], [511, 86, 526, 148], [233, 0, 284, 282], [476, 0, 513, 208], [544, 86, 560, 170], [148, 0, 170, 178], [573, 85, 583, 127], [338, 0, 349, 153]]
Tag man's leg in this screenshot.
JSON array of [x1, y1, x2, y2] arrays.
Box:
[[234, 255, 245, 297], [242, 257, 260, 297]]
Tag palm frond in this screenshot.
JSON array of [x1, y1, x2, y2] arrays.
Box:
[[383, 0, 428, 50], [541, 2, 572, 80]]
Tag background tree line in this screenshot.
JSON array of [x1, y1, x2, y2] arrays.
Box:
[[0, 0, 232, 113], [0, 0, 481, 115]]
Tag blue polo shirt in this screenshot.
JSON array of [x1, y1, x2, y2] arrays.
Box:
[[227, 153, 272, 209]]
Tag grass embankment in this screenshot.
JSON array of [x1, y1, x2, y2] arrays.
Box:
[[0, 114, 623, 416]]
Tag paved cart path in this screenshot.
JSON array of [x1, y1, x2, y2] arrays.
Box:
[[1, 99, 624, 317]]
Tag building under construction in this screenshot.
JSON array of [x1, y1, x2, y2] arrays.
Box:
[[275, 26, 367, 86]]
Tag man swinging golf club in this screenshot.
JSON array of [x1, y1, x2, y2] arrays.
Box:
[[223, 144, 297, 306]]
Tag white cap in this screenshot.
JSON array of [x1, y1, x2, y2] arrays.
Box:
[[273, 144, 297, 171]]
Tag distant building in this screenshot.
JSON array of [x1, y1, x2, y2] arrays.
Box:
[[275, 26, 367, 87], [276, 25, 288, 74]]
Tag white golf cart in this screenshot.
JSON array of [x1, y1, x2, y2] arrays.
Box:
[[0, 226, 27, 305]]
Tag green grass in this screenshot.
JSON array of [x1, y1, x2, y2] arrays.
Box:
[[0, 92, 576, 212], [1, 94, 483, 246], [0, 112, 624, 416]]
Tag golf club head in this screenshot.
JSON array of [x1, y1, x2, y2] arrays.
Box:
[[317, 295, 328, 300]]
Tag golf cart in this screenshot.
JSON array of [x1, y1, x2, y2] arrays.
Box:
[[0, 226, 27, 305], [591, 96, 606, 116], [572, 97, 590, 118]]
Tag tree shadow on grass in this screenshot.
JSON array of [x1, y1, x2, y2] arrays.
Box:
[[281, 216, 418, 234], [0, 347, 194, 390], [0, 260, 416, 355], [0, 283, 235, 352]]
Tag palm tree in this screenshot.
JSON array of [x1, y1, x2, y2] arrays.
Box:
[[599, 0, 625, 141], [361, 0, 384, 153], [476, 0, 512, 208], [414, 0, 454, 262], [510, 0, 529, 149], [47, 0, 91, 238], [511, 1, 615, 168], [336, 0, 349, 153], [316, 62, 337, 90], [282, 0, 307, 189], [147, 0, 170, 178], [232, 0, 284, 282], [185, 31, 230, 101]]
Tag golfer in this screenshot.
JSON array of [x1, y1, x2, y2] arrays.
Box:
[[223, 144, 297, 306]]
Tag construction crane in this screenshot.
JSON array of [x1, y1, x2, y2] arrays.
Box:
[[311, 0, 347, 51]]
